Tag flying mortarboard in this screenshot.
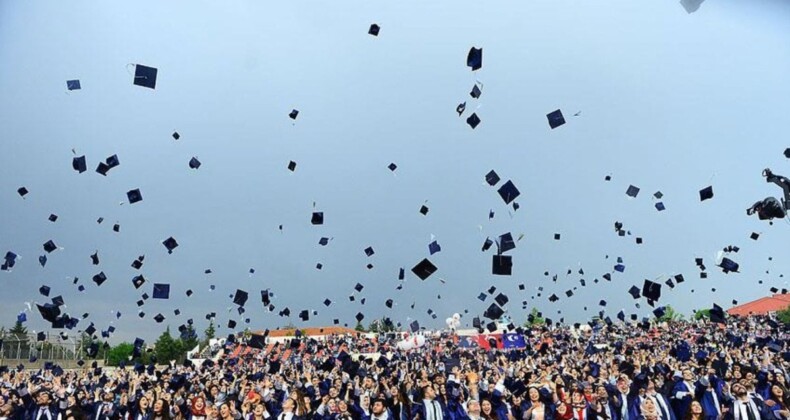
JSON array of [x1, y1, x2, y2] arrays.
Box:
[[72, 156, 87, 173], [66, 79, 81, 90], [368, 24, 380, 36], [485, 170, 500, 186], [412, 258, 437, 280], [189, 157, 201, 169], [699, 186, 714, 201], [39, 285, 51, 296], [642, 280, 661, 301], [154, 314, 165, 323], [127, 189, 143, 204], [311, 212, 324, 225], [467, 47, 482, 70], [466, 113, 481, 129], [492, 255, 512, 276], [43, 240, 57, 253], [133, 64, 158, 89], [546, 109, 565, 129], [92, 272, 107, 286], [626, 185, 640, 198], [497, 180, 520, 204], [153, 283, 170, 299], [289, 109, 299, 120], [132, 275, 146, 289], [162, 237, 178, 254], [470, 84, 482, 99]]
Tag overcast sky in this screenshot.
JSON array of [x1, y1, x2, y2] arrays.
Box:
[[2, 0, 790, 345]]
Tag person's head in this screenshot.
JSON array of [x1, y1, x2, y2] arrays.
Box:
[[371, 399, 386, 416], [422, 384, 436, 400], [360, 394, 370, 408], [218, 402, 231, 418], [596, 385, 608, 400], [329, 387, 339, 398], [682, 369, 694, 382], [253, 404, 265, 416], [208, 405, 219, 419], [688, 401, 704, 417], [481, 400, 492, 414], [282, 398, 296, 413], [37, 391, 52, 406], [103, 391, 114, 403], [138, 396, 150, 411], [192, 397, 205, 412], [771, 385, 784, 400], [528, 387, 540, 402], [154, 399, 168, 415], [467, 400, 481, 416], [642, 398, 656, 412], [337, 400, 348, 413], [571, 388, 585, 404], [67, 395, 77, 408], [616, 376, 628, 393]]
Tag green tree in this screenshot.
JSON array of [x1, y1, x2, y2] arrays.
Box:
[[777, 305, 790, 325], [106, 342, 134, 366], [181, 324, 199, 352], [202, 320, 216, 347], [354, 322, 366, 332], [657, 305, 685, 322], [9, 321, 28, 339], [524, 308, 545, 327], [694, 309, 712, 320], [155, 327, 183, 363]]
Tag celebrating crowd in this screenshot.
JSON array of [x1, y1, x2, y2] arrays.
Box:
[[2, 315, 790, 420]]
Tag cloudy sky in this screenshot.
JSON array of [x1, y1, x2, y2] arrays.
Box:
[[1, 0, 790, 344]]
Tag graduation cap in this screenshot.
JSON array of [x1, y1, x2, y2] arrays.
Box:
[[368, 23, 380, 36], [709, 304, 726, 324], [233, 289, 249, 306], [497, 180, 520, 204], [72, 156, 87, 173], [385, 299, 393, 308], [132, 258, 144, 270], [656, 202, 666, 211], [299, 310, 309, 321], [189, 157, 201, 169], [289, 109, 299, 120], [162, 237, 178, 254], [17, 187, 28, 197], [86, 342, 99, 357], [172, 131, 180, 140], [66, 79, 81, 90], [470, 84, 482, 99], [494, 293, 509, 306], [642, 279, 661, 301], [626, 185, 640, 198], [43, 240, 58, 253], [628, 285, 641, 299], [127, 189, 143, 204], [153, 283, 170, 299], [113, 223, 120, 232], [546, 109, 565, 129], [497, 232, 516, 253], [92, 272, 107, 286], [467, 47, 482, 71], [699, 186, 714, 201], [492, 255, 512, 276], [154, 314, 165, 323], [718, 257, 739, 273], [456, 102, 466, 116], [409, 320, 420, 332], [311, 212, 324, 225], [132, 275, 146, 289], [37, 331, 46, 342], [467, 113, 481, 129], [287, 160, 297, 171], [133, 64, 158, 89], [89, 252, 100, 265], [412, 258, 437, 280], [364, 246, 375, 257], [51, 295, 64, 306], [419, 205, 429, 215], [485, 170, 500, 186], [356, 312, 364, 322], [665, 278, 675, 289], [387, 162, 397, 171], [653, 307, 666, 319], [39, 285, 51, 297], [481, 237, 494, 252], [484, 303, 504, 320], [354, 282, 364, 292]]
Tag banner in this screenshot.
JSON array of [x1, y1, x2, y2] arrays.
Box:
[[503, 333, 526, 349]]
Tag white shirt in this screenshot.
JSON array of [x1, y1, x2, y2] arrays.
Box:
[[424, 400, 443, 420]]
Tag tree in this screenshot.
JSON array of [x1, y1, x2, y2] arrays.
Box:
[[9, 321, 28, 340], [154, 327, 183, 364], [106, 342, 134, 366], [694, 309, 711, 321], [657, 305, 685, 322], [181, 324, 199, 352], [524, 308, 545, 327], [354, 322, 366, 332], [777, 305, 790, 325], [202, 320, 216, 347]]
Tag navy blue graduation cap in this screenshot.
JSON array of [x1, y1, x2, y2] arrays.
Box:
[[718, 257, 739, 273], [38, 255, 47, 267], [467, 47, 482, 71], [154, 313, 165, 323], [311, 212, 324, 225], [494, 293, 509, 306], [412, 258, 437, 280], [467, 113, 481, 129], [626, 185, 640, 198], [699, 186, 713, 201], [470, 84, 482, 98], [364, 246, 375, 257], [485, 170, 500, 186], [289, 109, 299, 120], [233, 289, 249, 306], [368, 24, 380, 36], [656, 202, 666, 211], [43, 240, 57, 253], [318, 237, 330, 246], [132, 275, 146, 289], [709, 304, 726, 324], [653, 307, 666, 318], [90, 252, 99, 265], [428, 240, 441, 255], [106, 154, 120, 168], [492, 255, 512, 276], [162, 237, 178, 254], [614, 264, 625, 272], [172, 131, 180, 140], [66, 79, 81, 90], [546, 109, 565, 129], [188, 157, 201, 169], [497, 180, 520, 204], [410, 320, 420, 332], [92, 272, 107, 286], [127, 189, 143, 204], [153, 283, 170, 299], [642, 279, 661, 301], [628, 285, 641, 299], [39, 285, 51, 297], [388, 162, 397, 171], [482, 237, 493, 252], [355, 282, 364, 292], [497, 232, 516, 253], [133, 64, 158, 89], [287, 160, 297, 171], [456, 102, 466, 116], [72, 155, 87, 173], [113, 223, 120, 232], [487, 285, 496, 294]]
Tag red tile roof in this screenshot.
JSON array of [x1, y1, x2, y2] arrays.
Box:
[[727, 294, 790, 316], [253, 326, 359, 338]]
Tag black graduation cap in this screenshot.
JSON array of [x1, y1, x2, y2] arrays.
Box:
[[84, 323, 97, 336], [497, 180, 520, 204], [72, 156, 87, 173], [412, 258, 437, 280], [484, 303, 504, 320], [656, 202, 666, 211], [467, 113, 481, 129], [387, 162, 397, 171], [127, 189, 143, 204], [699, 186, 714, 201], [485, 170, 500, 186], [43, 240, 57, 253], [368, 23, 380, 36], [354, 282, 364, 292], [494, 293, 509, 306], [565, 290, 574, 297], [189, 157, 201, 169], [299, 310, 309, 321], [47, 214, 58, 223], [112, 223, 120, 233], [132, 258, 143, 270], [487, 285, 497, 294], [17, 187, 28, 197], [642, 280, 661, 301], [546, 109, 565, 129], [628, 285, 641, 299], [153, 283, 170, 299], [39, 285, 51, 297], [497, 232, 516, 253], [653, 307, 666, 318], [289, 109, 299, 120], [626, 185, 640, 198], [133, 64, 158, 89], [356, 312, 364, 322], [66, 79, 81, 90], [364, 246, 375, 257], [385, 299, 393, 308], [709, 304, 726, 324], [492, 255, 512, 276], [233, 289, 249, 306], [154, 314, 165, 323], [467, 47, 482, 71], [318, 237, 330, 246], [477, 293, 487, 301], [311, 212, 324, 225], [482, 238, 493, 252], [162, 237, 178, 254], [51, 295, 64, 306], [92, 272, 107, 286], [665, 278, 675, 288], [287, 160, 297, 172], [86, 342, 99, 357], [132, 275, 146, 289], [419, 205, 429, 215], [718, 257, 739, 273], [485, 322, 497, 332], [172, 131, 180, 140], [409, 320, 420, 332], [470, 84, 482, 98], [37, 303, 61, 323], [456, 102, 466, 116]]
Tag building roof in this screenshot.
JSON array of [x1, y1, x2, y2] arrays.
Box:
[[253, 326, 359, 338], [727, 294, 790, 316]]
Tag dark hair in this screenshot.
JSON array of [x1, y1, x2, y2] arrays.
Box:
[[682, 401, 706, 420]]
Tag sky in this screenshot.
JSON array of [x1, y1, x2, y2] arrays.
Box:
[[1, 0, 790, 345]]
